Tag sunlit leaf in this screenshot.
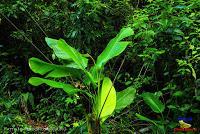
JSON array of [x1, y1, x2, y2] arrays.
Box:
[[95, 77, 116, 123]]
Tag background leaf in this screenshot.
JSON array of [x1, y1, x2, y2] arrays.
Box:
[[141, 92, 165, 113], [115, 86, 136, 110], [135, 113, 158, 126]]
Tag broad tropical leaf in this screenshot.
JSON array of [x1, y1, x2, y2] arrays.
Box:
[[28, 77, 80, 95], [141, 92, 165, 113], [115, 86, 136, 110], [96, 27, 133, 68], [29, 57, 82, 78], [57, 39, 88, 70], [95, 77, 116, 123], [45, 37, 71, 60]]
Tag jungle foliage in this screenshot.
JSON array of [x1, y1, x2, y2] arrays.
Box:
[[0, 0, 199, 133]]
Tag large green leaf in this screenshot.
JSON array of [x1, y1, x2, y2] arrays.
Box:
[[95, 77, 116, 123], [28, 77, 80, 95], [45, 37, 71, 60], [115, 86, 136, 110], [29, 57, 82, 78], [45, 37, 88, 70], [141, 92, 165, 113], [57, 39, 88, 70], [96, 27, 133, 68]]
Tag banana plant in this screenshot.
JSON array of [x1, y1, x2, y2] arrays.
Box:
[[28, 27, 136, 133]]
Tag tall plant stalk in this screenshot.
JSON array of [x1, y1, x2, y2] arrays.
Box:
[[87, 114, 101, 134]]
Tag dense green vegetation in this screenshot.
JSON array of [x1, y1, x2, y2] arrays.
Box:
[[0, 0, 199, 133]]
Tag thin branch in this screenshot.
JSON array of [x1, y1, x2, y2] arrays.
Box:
[[22, 3, 48, 37], [138, 63, 145, 77], [0, 12, 52, 63], [87, 53, 96, 65]]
